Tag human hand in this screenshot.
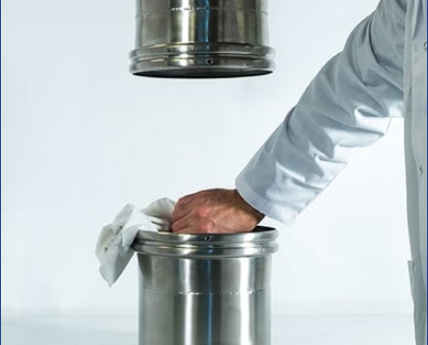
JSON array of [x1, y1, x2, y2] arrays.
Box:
[[171, 189, 264, 234]]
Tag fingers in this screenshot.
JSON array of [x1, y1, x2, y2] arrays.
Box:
[[171, 188, 259, 234], [171, 200, 212, 233], [172, 215, 214, 234], [175, 193, 197, 208], [171, 194, 196, 232], [171, 205, 209, 234], [171, 203, 188, 223], [171, 214, 194, 233], [171, 197, 194, 223]]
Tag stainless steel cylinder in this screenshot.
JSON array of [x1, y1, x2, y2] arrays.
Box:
[[132, 227, 278, 345], [130, 0, 275, 78]]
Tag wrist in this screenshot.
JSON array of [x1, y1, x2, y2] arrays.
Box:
[[233, 189, 265, 223]]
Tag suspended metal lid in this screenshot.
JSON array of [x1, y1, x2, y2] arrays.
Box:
[[130, 0, 275, 78]]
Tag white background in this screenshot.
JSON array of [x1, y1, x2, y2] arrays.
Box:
[[1, 0, 411, 316]]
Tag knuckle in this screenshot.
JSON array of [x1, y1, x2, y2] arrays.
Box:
[[199, 220, 214, 233], [196, 206, 210, 218]]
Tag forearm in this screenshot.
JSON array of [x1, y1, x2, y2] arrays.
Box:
[[236, 0, 406, 223]]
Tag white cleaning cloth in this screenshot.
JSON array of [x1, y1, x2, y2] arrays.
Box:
[[96, 198, 176, 286]]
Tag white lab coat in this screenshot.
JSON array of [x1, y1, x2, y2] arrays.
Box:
[[235, 0, 427, 343]]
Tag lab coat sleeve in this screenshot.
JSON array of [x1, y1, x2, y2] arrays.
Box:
[[235, 0, 407, 224]]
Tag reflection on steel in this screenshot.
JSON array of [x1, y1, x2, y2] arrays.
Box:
[[130, 0, 275, 78], [132, 226, 278, 345]]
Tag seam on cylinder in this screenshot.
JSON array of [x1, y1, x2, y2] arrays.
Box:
[[141, 288, 267, 296], [138, 8, 268, 15]]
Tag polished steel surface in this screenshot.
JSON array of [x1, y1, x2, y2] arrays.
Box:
[[130, 0, 275, 78], [132, 226, 278, 258], [133, 227, 278, 345]]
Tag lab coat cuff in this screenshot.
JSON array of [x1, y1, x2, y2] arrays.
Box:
[[235, 175, 297, 225]]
